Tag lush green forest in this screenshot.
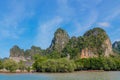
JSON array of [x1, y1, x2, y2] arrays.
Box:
[[0, 27, 120, 73], [0, 58, 27, 72], [1, 55, 120, 72], [32, 55, 120, 72]]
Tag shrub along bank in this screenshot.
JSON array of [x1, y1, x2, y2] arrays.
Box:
[[32, 55, 120, 72], [1, 56, 120, 72]]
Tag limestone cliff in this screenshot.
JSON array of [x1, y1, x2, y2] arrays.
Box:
[[63, 27, 113, 59], [103, 38, 113, 56], [80, 28, 113, 58], [10, 45, 42, 62], [49, 28, 70, 53], [80, 48, 98, 58], [9, 27, 114, 60], [10, 45, 24, 57], [80, 38, 113, 58], [10, 45, 26, 62], [24, 46, 43, 59]]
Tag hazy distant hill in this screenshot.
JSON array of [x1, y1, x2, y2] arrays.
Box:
[[112, 41, 120, 54]]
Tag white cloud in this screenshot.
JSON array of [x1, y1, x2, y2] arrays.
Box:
[[34, 16, 63, 49], [97, 22, 110, 27]]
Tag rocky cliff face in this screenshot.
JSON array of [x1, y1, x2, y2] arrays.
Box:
[[24, 46, 42, 59], [80, 38, 113, 58], [80, 28, 113, 58], [49, 28, 70, 53], [103, 38, 113, 56], [9, 27, 114, 60], [80, 48, 98, 58], [10, 45, 42, 62], [62, 27, 113, 59], [10, 45, 26, 62], [10, 45, 24, 57]]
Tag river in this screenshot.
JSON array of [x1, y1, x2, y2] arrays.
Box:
[[0, 71, 120, 80]]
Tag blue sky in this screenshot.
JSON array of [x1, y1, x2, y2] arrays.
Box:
[[0, 0, 120, 58]]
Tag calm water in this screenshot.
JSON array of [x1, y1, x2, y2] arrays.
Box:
[[0, 71, 120, 80]]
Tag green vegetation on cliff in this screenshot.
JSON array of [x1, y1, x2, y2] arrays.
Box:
[[62, 28, 111, 59], [6, 27, 117, 73], [62, 36, 80, 59], [10, 45, 43, 60], [83, 28, 108, 55], [49, 28, 70, 53], [10, 45, 24, 57], [10, 27, 112, 60], [24, 46, 43, 59]]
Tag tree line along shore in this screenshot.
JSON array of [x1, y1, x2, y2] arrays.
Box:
[[0, 27, 120, 73], [0, 55, 120, 73]]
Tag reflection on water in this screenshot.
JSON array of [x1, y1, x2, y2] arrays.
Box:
[[0, 71, 120, 80]]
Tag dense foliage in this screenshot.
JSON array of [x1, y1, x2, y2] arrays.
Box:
[[1, 56, 120, 72], [62, 28, 108, 59], [6, 27, 120, 73], [24, 46, 43, 59], [33, 55, 76, 72], [3, 59, 18, 72], [83, 28, 108, 55], [0, 59, 29, 72], [18, 60, 26, 72], [48, 28, 70, 54], [62, 36, 79, 59], [10, 27, 112, 60], [75, 57, 120, 71], [32, 54, 120, 72], [0, 59, 3, 69]]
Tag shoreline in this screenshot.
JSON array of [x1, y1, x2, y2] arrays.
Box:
[[0, 70, 118, 74]]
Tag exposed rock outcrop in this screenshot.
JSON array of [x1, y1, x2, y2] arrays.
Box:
[[103, 38, 113, 56], [9, 27, 114, 60], [10, 45, 24, 57], [49, 28, 70, 53], [112, 41, 120, 54], [24, 46, 42, 59], [10, 45, 42, 62], [62, 27, 113, 59], [9, 57, 26, 62], [80, 48, 98, 58], [10, 45, 26, 62], [80, 38, 113, 58], [80, 28, 113, 58]]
